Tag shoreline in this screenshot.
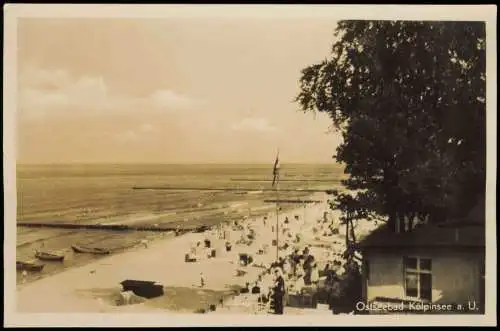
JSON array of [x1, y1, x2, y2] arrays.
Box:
[[15, 192, 316, 287], [16, 192, 333, 313]]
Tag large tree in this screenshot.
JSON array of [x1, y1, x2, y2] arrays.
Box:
[[296, 21, 486, 234]]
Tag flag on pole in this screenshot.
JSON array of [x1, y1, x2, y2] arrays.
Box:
[[272, 151, 280, 187]]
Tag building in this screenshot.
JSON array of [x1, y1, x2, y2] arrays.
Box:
[[358, 197, 485, 314]]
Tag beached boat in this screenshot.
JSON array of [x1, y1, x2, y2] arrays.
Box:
[[35, 250, 65, 262], [16, 260, 45, 272], [120, 279, 164, 299], [71, 245, 110, 255]]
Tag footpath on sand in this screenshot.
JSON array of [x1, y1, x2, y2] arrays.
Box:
[[17, 193, 341, 314]]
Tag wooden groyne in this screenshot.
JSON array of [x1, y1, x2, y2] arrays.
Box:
[[16, 222, 198, 233], [230, 178, 342, 182], [132, 186, 328, 193], [263, 199, 322, 204]]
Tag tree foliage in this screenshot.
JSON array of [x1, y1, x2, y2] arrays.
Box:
[[297, 21, 486, 231]]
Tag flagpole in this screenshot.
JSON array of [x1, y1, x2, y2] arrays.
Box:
[[275, 178, 279, 262], [273, 148, 280, 263]]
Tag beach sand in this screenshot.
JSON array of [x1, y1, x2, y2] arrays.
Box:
[[16, 192, 340, 314]]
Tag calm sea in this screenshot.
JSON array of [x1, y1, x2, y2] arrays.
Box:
[[15, 163, 344, 283]]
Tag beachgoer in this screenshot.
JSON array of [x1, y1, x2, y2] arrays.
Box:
[[241, 282, 250, 293], [200, 272, 205, 288], [323, 263, 332, 282], [252, 280, 261, 294], [295, 270, 305, 293], [261, 273, 271, 291], [303, 255, 315, 285], [311, 263, 320, 287], [303, 246, 310, 257], [279, 257, 286, 269], [270, 260, 279, 270], [329, 280, 342, 311], [272, 268, 285, 315], [258, 275, 271, 303], [282, 260, 291, 279], [291, 249, 301, 275], [21, 270, 28, 283]]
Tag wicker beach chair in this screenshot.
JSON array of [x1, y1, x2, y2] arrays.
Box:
[[254, 298, 271, 314]]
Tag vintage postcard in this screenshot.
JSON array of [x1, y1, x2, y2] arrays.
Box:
[[3, 4, 497, 327]]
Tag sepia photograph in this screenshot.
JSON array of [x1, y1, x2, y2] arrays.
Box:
[[3, 4, 497, 327]]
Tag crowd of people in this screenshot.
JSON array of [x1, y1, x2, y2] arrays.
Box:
[[229, 242, 362, 315], [182, 204, 365, 315]]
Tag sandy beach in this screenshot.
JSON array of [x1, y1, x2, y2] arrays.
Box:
[[16, 192, 346, 314]]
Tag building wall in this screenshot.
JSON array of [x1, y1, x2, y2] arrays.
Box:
[[364, 251, 405, 301], [364, 247, 483, 307]]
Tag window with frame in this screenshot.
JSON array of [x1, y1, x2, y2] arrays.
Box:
[[403, 256, 432, 301]]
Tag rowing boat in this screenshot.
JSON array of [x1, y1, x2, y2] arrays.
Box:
[[120, 280, 164, 299], [17, 260, 45, 272], [35, 250, 65, 261], [71, 244, 110, 255]]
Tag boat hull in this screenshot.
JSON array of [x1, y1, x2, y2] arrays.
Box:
[[35, 251, 65, 261], [71, 245, 110, 255], [17, 261, 45, 272]]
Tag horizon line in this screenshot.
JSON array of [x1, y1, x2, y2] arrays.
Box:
[[17, 161, 341, 166]]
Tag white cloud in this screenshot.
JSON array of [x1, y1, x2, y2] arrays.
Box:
[[150, 90, 202, 111], [84, 123, 158, 144], [231, 117, 278, 132], [19, 66, 72, 89], [18, 67, 204, 119]]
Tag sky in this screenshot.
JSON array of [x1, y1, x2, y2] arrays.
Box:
[[16, 17, 343, 164]]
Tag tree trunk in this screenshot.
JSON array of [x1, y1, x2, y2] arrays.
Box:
[[345, 218, 350, 247], [349, 219, 357, 243]]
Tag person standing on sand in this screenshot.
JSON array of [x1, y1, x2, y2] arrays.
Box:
[[200, 272, 205, 288], [272, 268, 286, 315], [291, 249, 301, 276], [311, 263, 320, 288], [282, 259, 291, 279], [21, 270, 28, 284]]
